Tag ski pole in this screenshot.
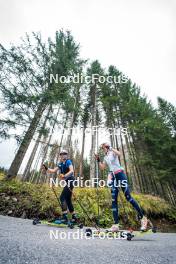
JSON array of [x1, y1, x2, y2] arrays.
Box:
[[69, 188, 100, 231], [51, 185, 62, 208], [95, 126, 100, 226]]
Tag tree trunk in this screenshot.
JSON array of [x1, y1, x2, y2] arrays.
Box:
[[89, 84, 97, 182], [37, 107, 60, 183], [22, 105, 52, 181], [79, 125, 86, 179], [66, 87, 80, 150], [116, 115, 129, 180], [125, 133, 139, 192], [7, 103, 46, 179], [54, 112, 69, 163]]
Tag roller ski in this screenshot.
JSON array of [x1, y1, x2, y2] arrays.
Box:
[[106, 217, 156, 240], [32, 216, 83, 229], [106, 218, 156, 240], [85, 218, 157, 241]]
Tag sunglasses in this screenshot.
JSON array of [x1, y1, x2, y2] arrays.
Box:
[[60, 153, 68, 155], [101, 145, 109, 149]]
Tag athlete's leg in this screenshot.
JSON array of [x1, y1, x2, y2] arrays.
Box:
[[60, 186, 68, 221], [111, 184, 119, 224], [65, 186, 74, 213], [65, 180, 77, 221], [116, 171, 144, 219], [108, 180, 120, 231]]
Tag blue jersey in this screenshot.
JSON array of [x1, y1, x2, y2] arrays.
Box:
[[57, 159, 74, 180]]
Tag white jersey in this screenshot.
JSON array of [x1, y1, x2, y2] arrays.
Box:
[[103, 150, 123, 172]]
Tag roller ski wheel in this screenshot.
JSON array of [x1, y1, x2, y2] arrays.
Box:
[[85, 228, 93, 237], [78, 223, 84, 229], [33, 218, 41, 225], [69, 218, 84, 229], [68, 223, 74, 229], [152, 226, 157, 233], [126, 232, 134, 241]]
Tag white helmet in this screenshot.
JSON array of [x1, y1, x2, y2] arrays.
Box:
[[101, 143, 110, 148]]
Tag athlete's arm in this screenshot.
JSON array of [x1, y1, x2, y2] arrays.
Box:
[[64, 164, 74, 179], [95, 154, 107, 170], [47, 167, 58, 173], [111, 148, 121, 157], [41, 164, 58, 174], [98, 161, 107, 170]]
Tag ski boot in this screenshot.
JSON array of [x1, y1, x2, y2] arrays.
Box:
[[69, 214, 83, 229], [54, 213, 69, 225]]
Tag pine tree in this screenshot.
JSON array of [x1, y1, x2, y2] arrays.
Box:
[[0, 31, 82, 179]]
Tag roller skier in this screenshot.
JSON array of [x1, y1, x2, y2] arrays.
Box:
[[95, 143, 149, 232], [42, 149, 78, 225]]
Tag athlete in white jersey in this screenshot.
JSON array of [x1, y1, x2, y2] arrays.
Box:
[[95, 143, 149, 232], [103, 148, 123, 173]]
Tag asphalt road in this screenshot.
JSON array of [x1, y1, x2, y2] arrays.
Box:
[[0, 215, 176, 264]]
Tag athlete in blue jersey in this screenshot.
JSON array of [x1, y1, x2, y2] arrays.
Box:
[[42, 150, 77, 223], [95, 143, 149, 232]]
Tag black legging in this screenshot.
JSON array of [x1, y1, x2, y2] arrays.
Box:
[[60, 183, 74, 213]]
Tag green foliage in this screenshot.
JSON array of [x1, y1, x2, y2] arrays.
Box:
[[0, 179, 175, 228], [0, 30, 83, 141], [99, 66, 176, 189], [0, 179, 61, 219], [157, 97, 176, 135]]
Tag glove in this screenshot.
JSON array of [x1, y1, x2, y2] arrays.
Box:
[[95, 154, 100, 162], [60, 174, 65, 179], [42, 164, 48, 171]]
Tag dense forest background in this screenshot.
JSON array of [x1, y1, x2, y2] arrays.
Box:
[[0, 31, 176, 206]]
